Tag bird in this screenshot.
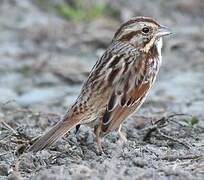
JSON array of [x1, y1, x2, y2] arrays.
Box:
[[29, 16, 172, 154]]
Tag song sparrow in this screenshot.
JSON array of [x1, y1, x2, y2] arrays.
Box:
[[29, 17, 171, 154]]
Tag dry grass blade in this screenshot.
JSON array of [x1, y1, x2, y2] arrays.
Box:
[[157, 129, 192, 149], [0, 117, 18, 135]]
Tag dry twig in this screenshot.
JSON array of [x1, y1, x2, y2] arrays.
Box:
[[155, 154, 202, 161], [143, 113, 193, 149]]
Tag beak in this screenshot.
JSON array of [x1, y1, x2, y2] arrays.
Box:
[[156, 25, 172, 38]]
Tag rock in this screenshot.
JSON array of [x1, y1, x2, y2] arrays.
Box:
[[133, 157, 148, 168]]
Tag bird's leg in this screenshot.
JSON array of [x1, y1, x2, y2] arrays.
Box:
[[117, 125, 127, 142], [94, 124, 103, 155]]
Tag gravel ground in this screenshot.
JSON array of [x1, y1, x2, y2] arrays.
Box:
[[0, 0, 204, 179]]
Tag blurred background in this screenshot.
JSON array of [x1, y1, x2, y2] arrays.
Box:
[[0, 0, 204, 179], [0, 0, 203, 114]]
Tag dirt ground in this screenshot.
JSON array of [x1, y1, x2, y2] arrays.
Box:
[[0, 0, 204, 179]]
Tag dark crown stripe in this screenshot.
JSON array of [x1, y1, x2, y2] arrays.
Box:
[[113, 16, 159, 41]]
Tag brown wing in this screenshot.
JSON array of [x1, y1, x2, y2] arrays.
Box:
[[101, 47, 157, 133], [102, 81, 151, 133], [73, 41, 140, 123]]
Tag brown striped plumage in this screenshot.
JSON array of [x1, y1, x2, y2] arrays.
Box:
[[29, 17, 171, 154]]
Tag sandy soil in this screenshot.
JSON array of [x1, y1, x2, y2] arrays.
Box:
[[0, 0, 204, 179]]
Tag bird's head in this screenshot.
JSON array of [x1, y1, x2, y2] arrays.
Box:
[[113, 17, 172, 52]]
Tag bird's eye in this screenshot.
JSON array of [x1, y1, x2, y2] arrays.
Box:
[[142, 27, 150, 33]]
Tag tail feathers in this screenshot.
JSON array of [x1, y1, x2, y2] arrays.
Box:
[[29, 117, 78, 152]]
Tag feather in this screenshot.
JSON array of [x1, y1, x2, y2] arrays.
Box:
[[101, 44, 160, 133], [28, 114, 80, 152]]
